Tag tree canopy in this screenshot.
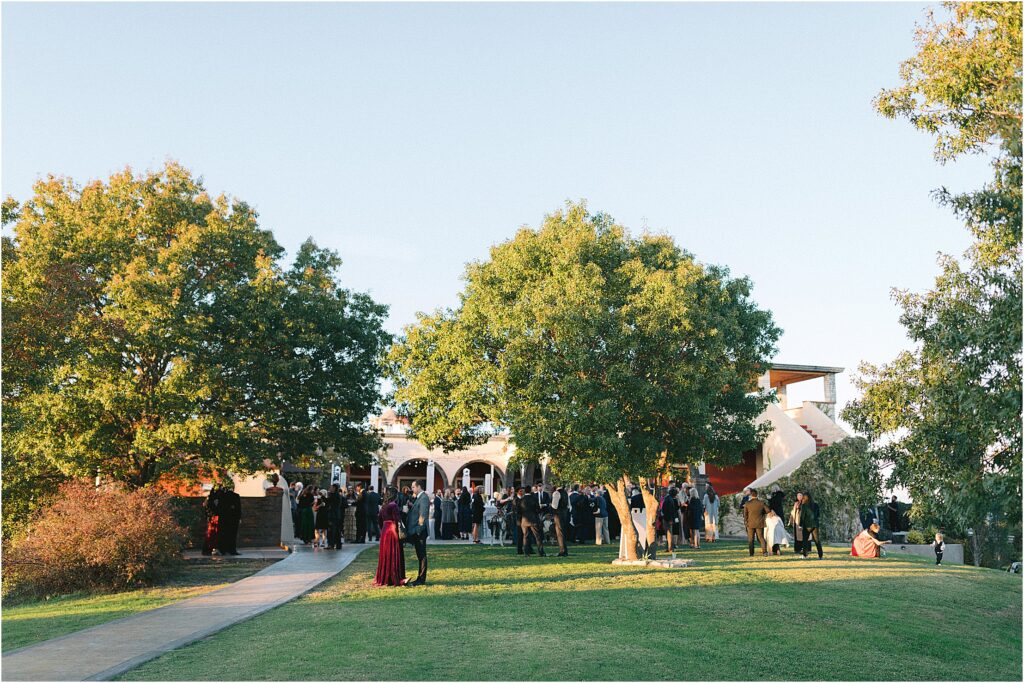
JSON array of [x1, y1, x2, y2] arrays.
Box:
[[2, 163, 390, 532], [388, 202, 780, 557], [845, 2, 1021, 566]]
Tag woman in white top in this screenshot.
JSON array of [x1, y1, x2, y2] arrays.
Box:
[[702, 484, 719, 543]]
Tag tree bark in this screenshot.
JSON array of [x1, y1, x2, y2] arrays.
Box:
[[638, 476, 659, 559], [606, 478, 638, 561]]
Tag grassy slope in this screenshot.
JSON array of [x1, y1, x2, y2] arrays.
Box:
[[121, 542, 1021, 681], [2, 559, 276, 652]]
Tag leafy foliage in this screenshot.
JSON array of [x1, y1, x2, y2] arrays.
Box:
[[845, 2, 1021, 567], [388, 202, 780, 557], [2, 481, 186, 599], [1, 163, 390, 534], [874, 2, 1022, 163], [772, 437, 883, 541]]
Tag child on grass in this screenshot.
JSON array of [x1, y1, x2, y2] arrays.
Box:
[[934, 533, 945, 566]]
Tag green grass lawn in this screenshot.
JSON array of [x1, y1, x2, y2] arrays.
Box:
[[118, 541, 1022, 681], [2, 558, 276, 652]]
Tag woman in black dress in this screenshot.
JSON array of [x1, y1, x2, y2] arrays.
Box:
[[687, 487, 704, 549], [471, 486, 486, 543], [457, 486, 473, 540], [441, 489, 458, 539], [297, 486, 315, 544]]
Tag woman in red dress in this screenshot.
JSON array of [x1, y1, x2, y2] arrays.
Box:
[[374, 486, 406, 587]]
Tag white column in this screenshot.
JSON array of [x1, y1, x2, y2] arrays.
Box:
[[370, 463, 380, 491], [426, 460, 437, 540], [462, 467, 471, 490], [485, 473, 493, 498], [823, 373, 838, 419]]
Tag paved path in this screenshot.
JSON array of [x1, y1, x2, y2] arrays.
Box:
[[182, 547, 290, 561], [1, 545, 372, 681]]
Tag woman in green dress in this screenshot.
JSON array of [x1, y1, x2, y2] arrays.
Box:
[[297, 485, 316, 544]]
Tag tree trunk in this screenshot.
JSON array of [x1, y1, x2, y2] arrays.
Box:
[[638, 476, 659, 559], [606, 478, 638, 561], [971, 529, 982, 567]]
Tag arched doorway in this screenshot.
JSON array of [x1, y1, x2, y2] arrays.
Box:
[[391, 459, 447, 492], [511, 462, 543, 489]]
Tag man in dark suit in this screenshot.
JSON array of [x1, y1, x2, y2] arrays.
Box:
[[365, 486, 381, 541], [572, 485, 593, 544], [551, 483, 570, 556], [217, 483, 242, 556], [354, 483, 366, 543], [520, 485, 546, 556], [886, 496, 901, 533], [327, 483, 347, 550], [512, 487, 526, 554], [568, 484, 581, 544], [743, 488, 769, 556], [405, 480, 431, 586], [604, 487, 619, 540]]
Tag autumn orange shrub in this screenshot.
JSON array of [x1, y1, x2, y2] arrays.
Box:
[[3, 481, 186, 599]]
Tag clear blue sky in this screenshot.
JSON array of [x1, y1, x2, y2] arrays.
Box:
[[2, 2, 992, 421]]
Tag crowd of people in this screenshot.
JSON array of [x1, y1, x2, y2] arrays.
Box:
[[279, 475, 951, 588], [287, 481, 384, 549], [214, 475, 945, 584], [737, 486, 824, 559]]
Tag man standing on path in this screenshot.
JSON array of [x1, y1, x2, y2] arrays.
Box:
[[327, 484, 347, 550], [405, 480, 430, 586], [743, 488, 769, 557], [365, 486, 381, 541], [218, 483, 242, 556], [354, 483, 366, 543]]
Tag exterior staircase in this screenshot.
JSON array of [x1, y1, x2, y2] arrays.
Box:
[[800, 425, 827, 452]]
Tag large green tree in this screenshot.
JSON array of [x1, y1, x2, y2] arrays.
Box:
[[2, 163, 390, 533], [388, 203, 780, 559], [845, 2, 1021, 566]]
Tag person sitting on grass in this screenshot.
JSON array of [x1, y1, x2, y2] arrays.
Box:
[[851, 523, 889, 558], [765, 508, 788, 555]]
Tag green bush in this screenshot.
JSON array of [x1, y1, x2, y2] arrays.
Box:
[[2, 481, 186, 600], [906, 530, 926, 544]]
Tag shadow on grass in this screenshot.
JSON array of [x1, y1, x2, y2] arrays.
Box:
[[119, 545, 1023, 682]]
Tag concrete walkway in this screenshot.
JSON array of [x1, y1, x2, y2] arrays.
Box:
[[1, 544, 372, 682], [182, 547, 290, 561]]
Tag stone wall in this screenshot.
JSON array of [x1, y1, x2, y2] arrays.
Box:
[[888, 543, 964, 565], [717, 494, 862, 542], [178, 492, 284, 549]]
